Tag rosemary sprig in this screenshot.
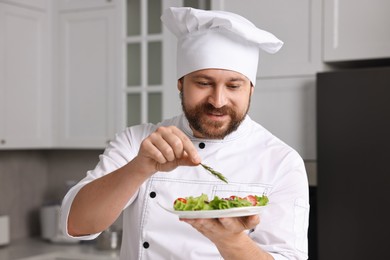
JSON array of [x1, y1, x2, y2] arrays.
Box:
[[200, 163, 228, 184]]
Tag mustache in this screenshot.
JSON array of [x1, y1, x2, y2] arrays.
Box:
[[201, 103, 233, 115]]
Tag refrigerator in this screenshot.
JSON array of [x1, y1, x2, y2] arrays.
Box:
[[316, 66, 390, 260]]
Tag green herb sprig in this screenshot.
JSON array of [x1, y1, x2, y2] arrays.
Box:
[[200, 163, 228, 184]]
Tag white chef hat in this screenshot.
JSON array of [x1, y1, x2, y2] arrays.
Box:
[[161, 7, 283, 85]]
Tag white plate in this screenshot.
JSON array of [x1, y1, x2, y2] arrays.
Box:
[[159, 203, 266, 219]]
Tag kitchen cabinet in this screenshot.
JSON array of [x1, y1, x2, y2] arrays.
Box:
[[323, 0, 390, 62], [0, 2, 52, 148], [58, 0, 116, 10], [55, 3, 118, 148], [0, 0, 120, 149]]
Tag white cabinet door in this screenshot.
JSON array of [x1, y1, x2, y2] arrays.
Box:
[[58, 0, 116, 11], [249, 77, 317, 160], [324, 0, 390, 62], [212, 0, 322, 78], [0, 3, 51, 149], [56, 7, 117, 148], [1, 0, 48, 10]]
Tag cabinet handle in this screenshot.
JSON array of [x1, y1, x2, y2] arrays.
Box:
[[0, 139, 5, 145]]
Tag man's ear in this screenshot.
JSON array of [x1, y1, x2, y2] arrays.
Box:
[[250, 85, 254, 96], [177, 77, 183, 92]]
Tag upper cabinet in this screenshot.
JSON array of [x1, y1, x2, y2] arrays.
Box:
[[212, 0, 322, 78], [0, 0, 120, 149], [58, 0, 116, 10], [0, 2, 52, 148], [323, 0, 390, 62], [55, 2, 118, 148]]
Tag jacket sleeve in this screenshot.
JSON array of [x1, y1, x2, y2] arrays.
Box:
[[59, 124, 154, 240]]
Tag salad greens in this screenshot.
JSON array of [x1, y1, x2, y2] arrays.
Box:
[[173, 193, 269, 211]]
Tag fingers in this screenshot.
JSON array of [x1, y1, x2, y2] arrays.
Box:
[[219, 215, 260, 231], [180, 218, 220, 238], [245, 215, 260, 228], [181, 218, 218, 230], [140, 126, 200, 166], [140, 137, 168, 165]]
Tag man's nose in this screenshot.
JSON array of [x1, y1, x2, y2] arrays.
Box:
[[208, 86, 227, 108]]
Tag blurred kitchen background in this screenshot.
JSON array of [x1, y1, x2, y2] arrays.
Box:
[[0, 0, 389, 259]]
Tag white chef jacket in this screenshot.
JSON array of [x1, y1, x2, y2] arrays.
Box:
[[60, 114, 310, 260]]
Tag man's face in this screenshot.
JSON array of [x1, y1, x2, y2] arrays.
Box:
[[178, 69, 254, 139]]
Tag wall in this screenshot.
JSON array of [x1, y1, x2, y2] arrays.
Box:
[[45, 150, 103, 204], [0, 151, 48, 240], [0, 150, 102, 241]]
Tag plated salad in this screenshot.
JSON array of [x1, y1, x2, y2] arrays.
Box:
[[173, 193, 269, 211]]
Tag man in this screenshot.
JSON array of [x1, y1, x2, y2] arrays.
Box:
[[61, 7, 309, 260]]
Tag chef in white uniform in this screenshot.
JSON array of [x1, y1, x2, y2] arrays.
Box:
[[60, 7, 310, 260]]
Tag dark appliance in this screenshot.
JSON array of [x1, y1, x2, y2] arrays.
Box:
[[317, 67, 390, 260]]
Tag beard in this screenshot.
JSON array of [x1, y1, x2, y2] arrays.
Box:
[[181, 92, 250, 139]]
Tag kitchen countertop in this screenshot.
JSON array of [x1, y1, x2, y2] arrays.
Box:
[[0, 237, 120, 260]]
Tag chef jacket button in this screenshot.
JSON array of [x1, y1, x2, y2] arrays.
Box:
[[149, 191, 156, 198], [143, 242, 150, 249], [199, 142, 205, 149]]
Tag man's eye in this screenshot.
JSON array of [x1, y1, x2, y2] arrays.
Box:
[[228, 85, 240, 89], [197, 81, 211, 86]]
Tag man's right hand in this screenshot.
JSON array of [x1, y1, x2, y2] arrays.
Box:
[[137, 126, 201, 174]]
